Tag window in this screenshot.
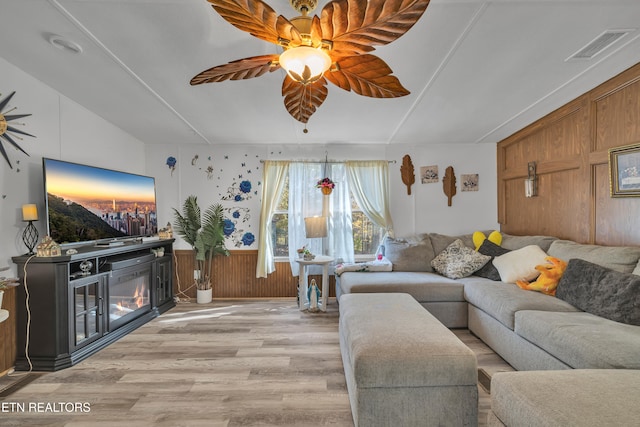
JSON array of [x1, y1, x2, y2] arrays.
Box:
[[271, 176, 289, 257], [271, 174, 383, 258], [351, 194, 384, 256]]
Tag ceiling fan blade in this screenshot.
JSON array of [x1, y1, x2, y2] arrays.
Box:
[[207, 0, 301, 46], [190, 54, 280, 85], [321, 0, 430, 55], [325, 54, 410, 98], [282, 76, 328, 123]]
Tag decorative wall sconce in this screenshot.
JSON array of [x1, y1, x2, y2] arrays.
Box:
[[22, 204, 39, 255], [525, 162, 537, 197]]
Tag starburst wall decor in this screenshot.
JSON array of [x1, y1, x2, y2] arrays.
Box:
[[0, 91, 35, 169]]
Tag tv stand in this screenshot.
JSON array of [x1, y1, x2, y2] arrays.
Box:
[[12, 239, 175, 371], [95, 241, 125, 247]]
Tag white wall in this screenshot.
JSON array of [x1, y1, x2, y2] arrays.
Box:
[[387, 144, 499, 237], [146, 142, 498, 251], [0, 57, 146, 272]]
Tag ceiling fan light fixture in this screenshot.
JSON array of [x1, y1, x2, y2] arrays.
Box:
[[279, 46, 331, 84]]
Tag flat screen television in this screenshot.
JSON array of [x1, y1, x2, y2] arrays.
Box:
[[43, 158, 158, 245]]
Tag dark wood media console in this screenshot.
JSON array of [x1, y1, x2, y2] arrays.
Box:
[[12, 239, 175, 371]]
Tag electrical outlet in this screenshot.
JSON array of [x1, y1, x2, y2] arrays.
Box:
[[193, 270, 201, 280]]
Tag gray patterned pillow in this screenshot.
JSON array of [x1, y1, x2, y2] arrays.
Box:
[[431, 239, 491, 279]]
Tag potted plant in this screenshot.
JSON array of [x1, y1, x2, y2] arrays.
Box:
[[173, 195, 229, 303], [316, 177, 335, 195]]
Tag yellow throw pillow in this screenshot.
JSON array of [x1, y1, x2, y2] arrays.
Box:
[[473, 230, 502, 250]]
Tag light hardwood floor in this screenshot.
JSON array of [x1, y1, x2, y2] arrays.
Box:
[[0, 299, 512, 426]]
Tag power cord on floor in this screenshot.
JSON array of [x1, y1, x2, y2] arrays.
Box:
[[8, 254, 35, 377], [172, 251, 194, 303]]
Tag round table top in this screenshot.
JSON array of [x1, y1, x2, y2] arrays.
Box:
[[295, 255, 334, 265]]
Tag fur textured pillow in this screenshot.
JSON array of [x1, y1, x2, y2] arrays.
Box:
[[556, 258, 640, 326], [431, 239, 491, 279], [474, 239, 511, 281]]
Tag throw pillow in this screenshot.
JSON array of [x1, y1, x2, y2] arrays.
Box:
[[492, 245, 548, 283], [474, 239, 511, 281], [383, 236, 435, 272], [431, 239, 491, 279], [556, 258, 640, 326], [472, 230, 502, 250], [515, 256, 567, 296]]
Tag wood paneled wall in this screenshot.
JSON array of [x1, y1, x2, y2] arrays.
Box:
[[0, 286, 17, 375], [498, 62, 640, 246], [173, 250, 336, 299]]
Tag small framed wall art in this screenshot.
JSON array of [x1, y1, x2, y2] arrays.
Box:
[[609, 142, 640, 197]]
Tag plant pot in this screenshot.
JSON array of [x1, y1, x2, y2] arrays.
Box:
[[196, 288, 212, 304], [321, 187, 332, 195], [0, 290, 3, 308]]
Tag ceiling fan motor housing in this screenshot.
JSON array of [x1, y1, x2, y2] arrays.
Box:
[[290, 0, 318, 14]]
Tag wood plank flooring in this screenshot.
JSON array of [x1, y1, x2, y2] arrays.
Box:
[[0, 299, 513, 426]]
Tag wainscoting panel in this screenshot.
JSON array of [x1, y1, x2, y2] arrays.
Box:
[[173, 250, 336, 299], [0, 286, 17, 375], [498, 61, 640, 246]]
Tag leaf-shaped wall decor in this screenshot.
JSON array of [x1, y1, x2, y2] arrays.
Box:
[[400, 154, 415, 195], [442, 165, 456, 206]]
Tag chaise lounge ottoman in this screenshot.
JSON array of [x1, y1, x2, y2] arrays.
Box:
[[339, 293, 478, 426], [488, 369, 640, 426]]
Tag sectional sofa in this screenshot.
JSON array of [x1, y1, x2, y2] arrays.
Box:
[[335, 231, 640, 425]]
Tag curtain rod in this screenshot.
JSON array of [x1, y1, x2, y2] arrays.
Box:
[[259, 159, 396, 164]]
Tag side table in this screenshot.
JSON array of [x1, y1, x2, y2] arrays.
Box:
[[295, 255, 334, 312]]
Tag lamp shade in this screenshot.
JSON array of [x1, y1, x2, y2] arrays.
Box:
[[22, 204, 38, 221], [304, 216, 327, 238], [279, 46, 331, 84]]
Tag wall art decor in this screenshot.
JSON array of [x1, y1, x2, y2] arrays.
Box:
[[0, 91, 35, 169], [609, 142, 640, 197], [420, 165, 438, 184], [461, 174, 479, 191], [443, 166, 457, 206], [401, 154, 415, 195], [166, 156, 177, 175]]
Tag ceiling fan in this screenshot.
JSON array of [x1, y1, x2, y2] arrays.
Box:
[[191, 0, 431, 129]]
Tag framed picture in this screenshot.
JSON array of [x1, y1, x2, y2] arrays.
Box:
[[609, 143, 640, 197], [461, 174, 479, 192], [420, 165, 438, 184]]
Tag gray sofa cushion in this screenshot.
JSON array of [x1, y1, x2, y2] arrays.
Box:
[[490, 370, 640, 427], [338, 271, 465, 303], [383, 234, 435, 272], [428, 232, 478, 255], [547, 239, 640, 273], [501, 234, 558, 252], [461, 277, 579, 330], [514, 310, 640, 369], [556, 258, 640, 326]]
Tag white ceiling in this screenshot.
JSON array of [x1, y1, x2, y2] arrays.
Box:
[[1, 0, 639, 146]]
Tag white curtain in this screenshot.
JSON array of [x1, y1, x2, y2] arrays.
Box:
[[288, 162, 354, 276], [346, 160, 394, 238], [256, 161, 289, 278]]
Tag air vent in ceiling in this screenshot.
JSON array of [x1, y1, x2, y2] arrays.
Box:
[[567, 30, 633, 61]]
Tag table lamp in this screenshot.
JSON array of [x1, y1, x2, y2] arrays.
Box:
[[304, 216, 327, 255], [22, 203, 39, 255]]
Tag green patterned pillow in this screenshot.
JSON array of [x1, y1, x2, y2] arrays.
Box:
[[431, 239, 491, 279]]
